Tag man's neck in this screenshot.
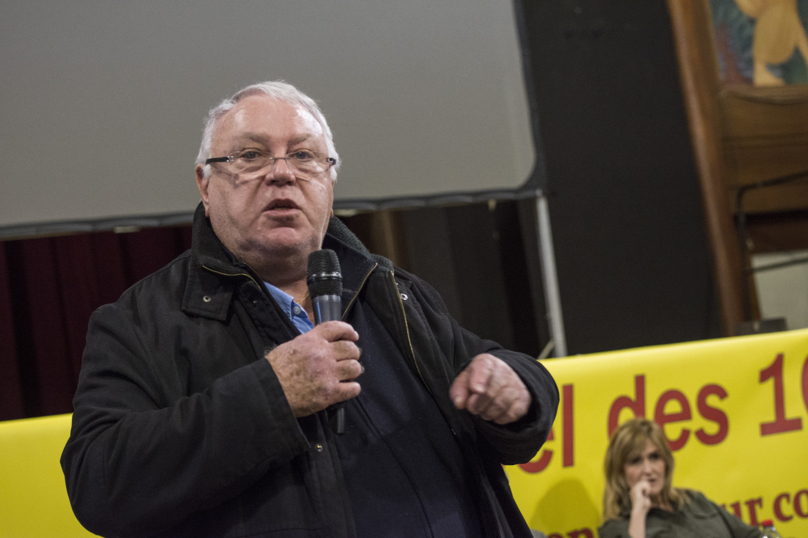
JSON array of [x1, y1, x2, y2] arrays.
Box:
[[226, 241, 308, 285], [211, 225, 322, 304], [252, 257, 306, 290], [236, 249, 310, 300]]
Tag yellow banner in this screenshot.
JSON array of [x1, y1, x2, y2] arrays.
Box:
[[506, 329, 808, 538]]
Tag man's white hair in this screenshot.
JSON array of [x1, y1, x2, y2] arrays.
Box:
[[196, 80, 340, 181]]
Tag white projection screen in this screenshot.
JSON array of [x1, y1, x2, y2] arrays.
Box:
[[0, 0, 540, 239]]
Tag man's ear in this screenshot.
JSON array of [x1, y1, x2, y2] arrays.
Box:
[[195, 165, 211, 217]]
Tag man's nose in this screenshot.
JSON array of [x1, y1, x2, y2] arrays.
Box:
[[265, 158, 296, 185]]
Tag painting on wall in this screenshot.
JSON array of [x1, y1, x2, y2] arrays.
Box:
[[710, 0, 808, 86]]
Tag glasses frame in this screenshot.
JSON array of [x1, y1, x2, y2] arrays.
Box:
[[205, 149, 337, 176]]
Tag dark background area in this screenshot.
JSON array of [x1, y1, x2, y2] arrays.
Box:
[[0, 0, 722, 421], [520, 0, 721, 352]]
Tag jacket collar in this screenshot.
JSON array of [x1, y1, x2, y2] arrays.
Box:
[[182, 204, 251, 320], [323, 234, 378, 312]]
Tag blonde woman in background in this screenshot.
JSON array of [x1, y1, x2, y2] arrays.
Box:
[[598, 418, 762, 538]]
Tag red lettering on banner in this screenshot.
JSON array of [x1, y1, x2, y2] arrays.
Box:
[[802, 355, 808, 414], [745, 498, 763, 526], [519, 428, 554, 473], [724, 491, 808, 525], [795, 489, 808, 518], [563, 384, 574, 467], [545, 529, 595, 538], [608, 375, 645, 437], [774, 493, 793, 522], [760, 354, 803, 436], [695, 384, 729, 445], [654, 390, 691, 451], [607, 376, 729, 450]]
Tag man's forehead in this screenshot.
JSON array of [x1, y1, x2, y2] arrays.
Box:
[[217, 95, 324, 140]]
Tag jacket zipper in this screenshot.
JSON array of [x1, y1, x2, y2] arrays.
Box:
[[390, 274, 502, 535], [342, 262, 378, 320], [389, 270, 431, 396], [202, 265, 261, 288]]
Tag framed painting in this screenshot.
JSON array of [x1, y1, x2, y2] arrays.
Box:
[[710, 0, 808, 86]]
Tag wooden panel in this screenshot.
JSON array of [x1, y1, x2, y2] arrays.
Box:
[[667, 0, 746, 334], [723, 88, 808, 139], [747, 210, 808, 253], [721, 87, 808, 214], [735, 182, 808, 213]]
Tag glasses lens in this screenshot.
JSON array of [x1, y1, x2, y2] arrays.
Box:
[[229, 150, 328, 178], [232, 150, 270, 174], [288, 151, 324, 177]]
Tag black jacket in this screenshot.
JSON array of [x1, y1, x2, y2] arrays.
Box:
[[61, 205, 558, 538]]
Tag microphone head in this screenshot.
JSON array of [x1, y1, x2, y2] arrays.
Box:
[[307, 249, 343, 298]]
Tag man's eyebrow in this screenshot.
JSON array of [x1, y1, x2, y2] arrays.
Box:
[[288, 134, 315, 146], [234, 133, 270, 145], [232, 133, 314, 146]]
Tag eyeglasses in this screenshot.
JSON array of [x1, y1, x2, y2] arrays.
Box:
[[205, 148, 337, 179]]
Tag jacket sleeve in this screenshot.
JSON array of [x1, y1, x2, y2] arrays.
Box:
[[61, 302, 308, 538], [708, 495, 763, 538], [597, 518, 628, 538], [398, 269, 559, 466]]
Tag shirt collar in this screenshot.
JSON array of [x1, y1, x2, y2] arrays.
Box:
[[264, 281, 314, 333]]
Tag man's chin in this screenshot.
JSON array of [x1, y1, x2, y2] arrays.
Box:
[[257, 229, 321, 256]]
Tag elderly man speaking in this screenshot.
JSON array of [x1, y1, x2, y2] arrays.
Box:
[[62, 80, 558, 538]]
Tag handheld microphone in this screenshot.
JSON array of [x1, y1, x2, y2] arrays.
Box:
[[306, 249, 346, 434]]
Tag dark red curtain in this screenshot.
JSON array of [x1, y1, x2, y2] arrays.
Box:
[[0, 226, 192, 420]]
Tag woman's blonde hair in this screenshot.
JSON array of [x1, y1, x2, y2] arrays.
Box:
[[602, 418, 687, 520]]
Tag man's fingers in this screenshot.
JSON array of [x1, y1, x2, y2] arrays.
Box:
[[452, 355, 496, 410], [466, 355, 496, 394], [335, 340, 361, 357], [336, 358, 364, 381], [463, 356, 506, 413], [476, 389, 508, 421], [483, 388, 531, 424], [332, 380, 362, 403], [315, 320, 359, 342], [469, 384, 509, 420], [451, 353, 531, 424]]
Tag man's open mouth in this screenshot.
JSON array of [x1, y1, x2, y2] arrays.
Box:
[[267, 199, 299, 211]]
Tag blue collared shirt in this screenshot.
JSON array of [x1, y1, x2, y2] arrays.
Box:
[[264, 282, 314, 334]]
